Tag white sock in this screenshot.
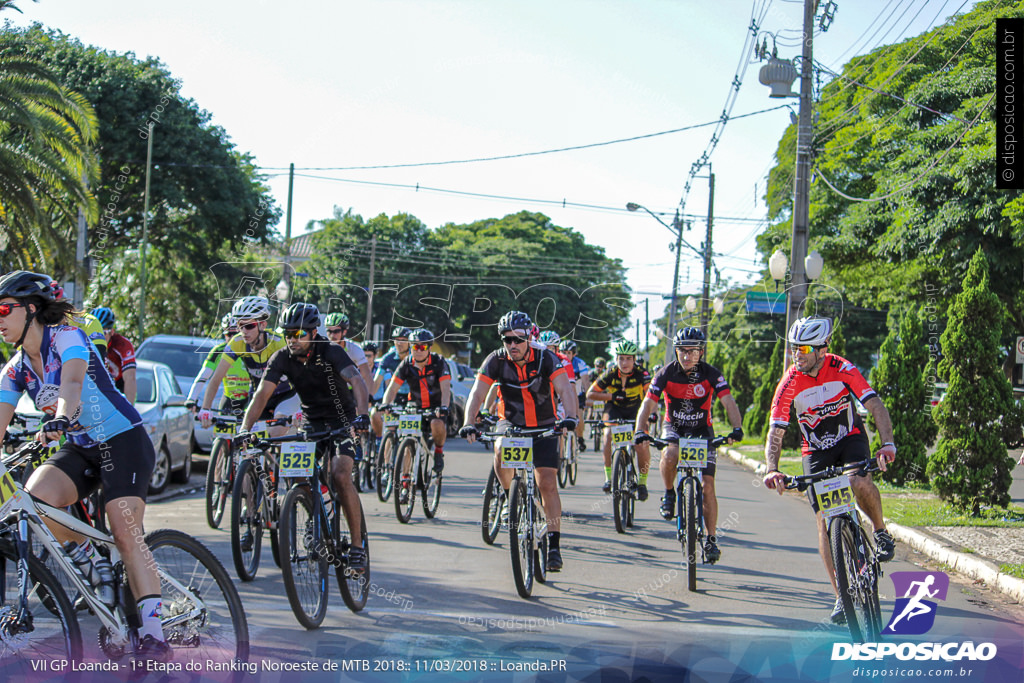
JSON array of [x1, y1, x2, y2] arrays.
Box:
[[137, 596, 165, 641]]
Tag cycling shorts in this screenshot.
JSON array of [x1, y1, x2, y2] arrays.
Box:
[[259, 391, 300, 422], [802, 433, 870, 513], [604, 404, 640, 423], [494, 420, 558, 469], [577, 393, 586, 411], [660, 425, 717, 478], [308, 419, 356, 460], [43, 425, 156, 502]]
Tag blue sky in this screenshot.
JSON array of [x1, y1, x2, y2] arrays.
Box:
[[9, 0, 979, 345]]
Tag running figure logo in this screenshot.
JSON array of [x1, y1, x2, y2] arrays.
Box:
[[883, 571, 949, 635]]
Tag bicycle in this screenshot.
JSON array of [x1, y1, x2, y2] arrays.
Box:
[[477, 414, 503, 546], [783, 458, 885, 643], [391, 407, 443, 524], [356, 430, 377, 493], [375, 413, 400, 503], [556, 425, 578, 489], [0, 440, 248, 672], [606, 419, 639, 534], [204, 413, 241, 529], [479, 425, 557, 599], [646, 433, 726, 592], [586, 402, 605, 452], [254, 426, 369, 628], [230, 416, 292, 581]]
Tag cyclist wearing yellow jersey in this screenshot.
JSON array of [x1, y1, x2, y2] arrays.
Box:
[[186, 313, 250, 417], [198, 296, 299, 436]]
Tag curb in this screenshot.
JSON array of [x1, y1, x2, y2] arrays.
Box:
[[724, 447, 1024, 604]]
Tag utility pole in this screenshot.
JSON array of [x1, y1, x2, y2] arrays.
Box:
[[644, 298, 650, 354], [364, 234, 377, 341], [664, 212, 684, 365], [283, 162, 294, 302], [700, 169, 715, 335], [138, 121, 154, 341], [783, 0, 816, 365]]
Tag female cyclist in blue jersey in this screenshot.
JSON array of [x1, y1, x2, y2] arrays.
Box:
[[0, 271, 169, 662]]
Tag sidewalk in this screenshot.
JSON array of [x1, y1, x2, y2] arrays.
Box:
[[725, 447, 1024, 604]]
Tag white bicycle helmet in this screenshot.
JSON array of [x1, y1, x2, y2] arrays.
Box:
[[787, 317, 832, 346], [231, 295, 271, 321]]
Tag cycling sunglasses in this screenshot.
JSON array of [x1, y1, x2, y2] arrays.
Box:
[[327, 327, 346, 335], [239, 321, 260, 331], [412, 343, 430, 351], [283, 329, 311, 339], [0, 302, 28, 317], [790, 344, 823, 355], [501, 335, 528, 345]]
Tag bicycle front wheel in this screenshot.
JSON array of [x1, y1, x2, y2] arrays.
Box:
[[611, 448, 629, 534], [278, 485, 329, 629], [831, 518, 881, 642], [394, 437, 418, 524], [376, 431, 398, 503], [481, 469, 503, 546], [0, 539, 82, 672], [230, 459, 263, 582], [682, 476, 698, 592], [508, 480, 534, 598], [336, 498, 370, 612], [145, 529, 249, 663], [360, 433, 376, 491], [533, 488, 548, 585], [557, 438, 569, 489], [206, 438, 233, 529], [421, 451, 442, 519]]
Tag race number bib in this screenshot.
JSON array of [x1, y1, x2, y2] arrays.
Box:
[[398, 414, 421, 436], [384, 414, 400, 429], [610, 423, 634, 445], [214, 424, 234, 437], [279, 442, 316, 477], [591, 401, 605, 412], [0, 461, 19, 520], [31, 442, 60, 468], [814, 475, 855, 519], [499, 437, 533, 469], [250, 421, 270, 441], [678, 438, 708, 469]]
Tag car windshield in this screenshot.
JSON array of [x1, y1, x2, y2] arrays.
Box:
[[135, 367, 157, 404], [136, 341, 212, 379]]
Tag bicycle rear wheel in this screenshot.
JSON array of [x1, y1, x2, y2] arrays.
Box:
[[230, 459, 263, 582], [360, 433, 376, 491], [206, 437, 233, 529], [508, 480, 534, 598], [611, 448, 630, 534], [336, 498, 370, 612], [682, 476, 698, 592], [145, 529, 249, 663], [278, 485, 329, 629], [569, 447, 578, 486], [591, 421, 601, 453], [421, 451, 442, 519], [533, 488, 548, 585], [376, 431, 397, 503], [394, 437, 417, 523], [557, 437, 569, 489], [831, 518, 881, 642], [0, 539, 82, 672], [481, 469, 503, 546]]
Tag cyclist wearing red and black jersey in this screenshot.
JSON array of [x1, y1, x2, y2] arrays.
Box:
[[240, 303, 370, 572], [90, 307, 137, 404], [559, 339, 590, 452], [762, 317, 897, 625], [587, 340, 652, 499], [382, 329, 451, 475], [635, 327, 743, 564], [198, 296, 299, 436], [371, 327, 411, 440], [460, 310, 578, 572]]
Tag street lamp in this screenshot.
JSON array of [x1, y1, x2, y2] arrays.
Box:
[[804, 250, 824, 281], [769, 250, 788, 286], [275, 277, 290, 303], [713, 296, 725, 316], [685, 296, 697, 314]]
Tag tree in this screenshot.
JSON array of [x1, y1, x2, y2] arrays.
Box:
[[744, 337, 785, 439], [869, 307, 937, 485], [928, 250, 1021, 512]]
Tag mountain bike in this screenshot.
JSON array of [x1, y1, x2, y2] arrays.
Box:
[[204, 413, 241, 529], [375, 414, 400, 503], [784, 458, 884, 643], [391, 408, 443, 523], [585, 402, 605, 452], [0, 441, 248, 673], [646, 434, 726, 591], [607, 419, 638, 534], [230, 416, 292, 581], [256, 427, 369, 628], [480, 468, 505, 546], [480, 425, 556, 599], [356, 430, 377, 493], [556, 425, 578, 488]]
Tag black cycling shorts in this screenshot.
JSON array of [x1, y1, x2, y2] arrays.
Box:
[[42, 425, 155, 502], [604, 404, 640, 423], [803, 434, 871, 512], [308, 419, 356, 460], [494, 420, 559, 469], [660, 426, 717, 478]]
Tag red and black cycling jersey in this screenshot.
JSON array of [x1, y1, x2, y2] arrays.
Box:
[[770, 353, 876, 456], [590, 366, 650, 412], [476, 346, 567, 428], [647, 360, 731, 438], [391, 352, 451, 410], [104, 333, 136, 389]]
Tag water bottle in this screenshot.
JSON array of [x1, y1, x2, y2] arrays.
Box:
[[320, 484, 334, 518], [64, 540, 115, 607]]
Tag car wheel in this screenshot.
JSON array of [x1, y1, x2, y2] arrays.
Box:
[[149, 442, 171, 495], [171, 449, 192, 484]]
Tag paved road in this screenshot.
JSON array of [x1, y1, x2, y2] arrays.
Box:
[[117, 438, 1024, 681]]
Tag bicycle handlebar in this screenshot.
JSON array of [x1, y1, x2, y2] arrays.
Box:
[[782, 458, 881, 492], [478, 426, 560, 443], [642, 434, 728, 450]]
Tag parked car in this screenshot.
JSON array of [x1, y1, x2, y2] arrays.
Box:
[[14, 360, 193, 495], [444, 358, 474, 436], [135, 334, 219, 452]]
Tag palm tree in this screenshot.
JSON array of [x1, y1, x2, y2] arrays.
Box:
[[0, 0, 99, 276]]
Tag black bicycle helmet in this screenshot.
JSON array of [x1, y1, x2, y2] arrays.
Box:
[[361, 341, 379, 354], [0, 271, 56, 301], [391, 326, 412, 339], [673, 327, 706, 347], [409, 329, 434, 344], [497, 310, 533, 334], [280, 302, 321, 330]]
